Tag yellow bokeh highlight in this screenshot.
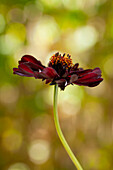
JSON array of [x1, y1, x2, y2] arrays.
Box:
[[28, 139, 50, 164], [7, 23, 26, 41]]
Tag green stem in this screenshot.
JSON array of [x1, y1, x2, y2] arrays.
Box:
[[53, 84, 83, 170]]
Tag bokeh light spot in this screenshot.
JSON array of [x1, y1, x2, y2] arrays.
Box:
[[30, 16, 60, 47], [28, 139, 50, 164], [65, 25, 98, 53], [74, 25, 98, 52], [7, 23, 26, 41], [0, 23, 26, 55], [8, 163, 30, 170]]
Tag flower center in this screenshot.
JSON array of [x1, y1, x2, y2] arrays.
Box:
[[49, 52, 73, 69]]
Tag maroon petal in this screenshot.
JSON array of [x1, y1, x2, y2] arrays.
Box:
[[35, 67, 59, 79], [70, 63, 79, 71], [76, 67, 102, 78], [24, 62, 44, 71], [20, 55, 42, 65], [92, 67, 102, 75], [70, 69, 91, 76], [72, 67, 103, 87], [77, 72, 98, 81], [19, 55, 45, 70], [18, 64, 35, 76], [87, 78, 103, 87], [13, 68, 19, 73], [13, 68, 34, 77], [74, 78, 103, 87]]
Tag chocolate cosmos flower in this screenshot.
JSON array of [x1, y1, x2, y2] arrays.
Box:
[[13, 52, 103, 90]]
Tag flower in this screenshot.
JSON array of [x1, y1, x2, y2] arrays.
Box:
[[13, 52, 103, 90]]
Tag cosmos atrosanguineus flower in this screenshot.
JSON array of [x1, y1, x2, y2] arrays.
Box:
[[13, 52, 103, 169], [13, 52, 103, 90]]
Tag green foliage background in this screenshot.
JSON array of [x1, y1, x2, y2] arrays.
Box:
[[0, 0, 113, 170]]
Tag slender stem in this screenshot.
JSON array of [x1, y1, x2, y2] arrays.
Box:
[[53, 84, 83, 170]]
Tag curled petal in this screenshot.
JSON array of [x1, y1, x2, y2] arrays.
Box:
[[71, 63, 79, 71], [18, 64, 34, 75], [13, 68, 34, 77], [75, 67, 102, 78], [92, 67, 102, 75], [73, 68, 103, 87], [20, 55, 42, 65], [74, 78, 103, 87], [19, 55, 45, 70], [77, 72, 99, 81], [70, 69, 92, 76], [87, 78, 103, 87], [35, 67, 59, 79]]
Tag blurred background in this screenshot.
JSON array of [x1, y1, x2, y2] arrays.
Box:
[[0, 0, 113, 169]]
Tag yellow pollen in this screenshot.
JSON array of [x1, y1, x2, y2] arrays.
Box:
[[50, 52, 73, 69]]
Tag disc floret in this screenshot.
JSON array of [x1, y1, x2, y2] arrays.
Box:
[[49, 52, 73, 70]]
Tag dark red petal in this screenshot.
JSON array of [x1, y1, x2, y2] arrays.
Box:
[[24, 62, 44, 71], [73, 67, 103, 87], [20, 55, 41, 65], [76, 69, 92, 76], [88, 78, 103, 87], [92, 67, 101, 75], [70, 69, 92, 76], [77, 72, 98, 81], [19, 64, 34, 76], [35, 67, 59, 79], [19, 55, 45, 70], [13, 68, 19, 73], [74, 78, 103, 87], [34, 71, 44, 79], [70, 63, 79, 70], [13, 68, 33, 77], [77, 77, 102, 83]]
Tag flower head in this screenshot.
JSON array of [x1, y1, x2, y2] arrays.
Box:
[[13, 52, 103, 90]]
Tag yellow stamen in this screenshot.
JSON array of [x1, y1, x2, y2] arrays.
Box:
[[50, 52, 73, 69]]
